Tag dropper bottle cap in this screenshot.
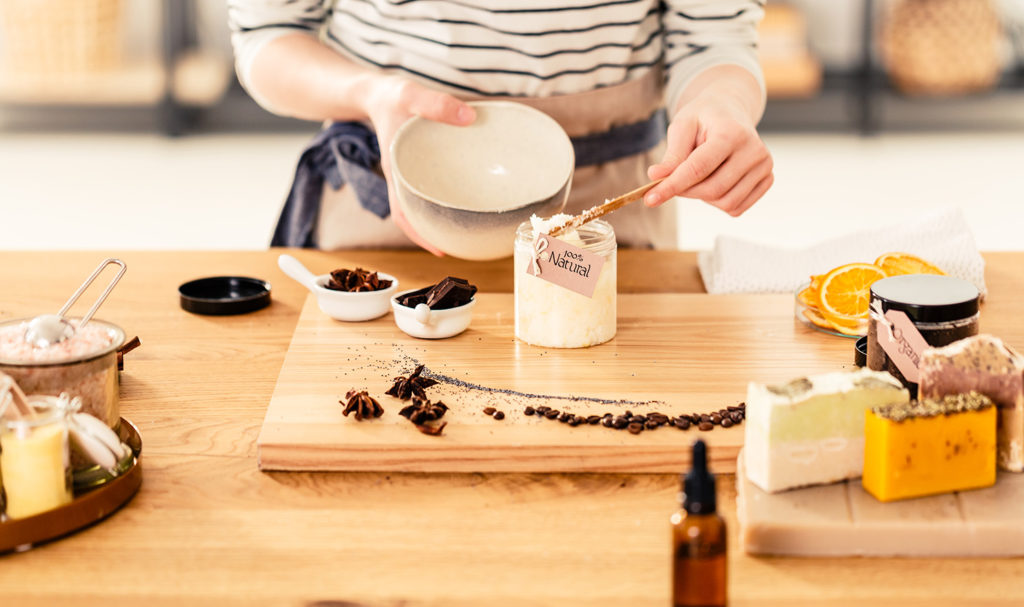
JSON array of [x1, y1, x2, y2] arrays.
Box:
[[682, 439, 716, 515]]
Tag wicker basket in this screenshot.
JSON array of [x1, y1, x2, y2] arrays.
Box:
[[880, 0, 1004, 96], [0, 0, 124, 74]]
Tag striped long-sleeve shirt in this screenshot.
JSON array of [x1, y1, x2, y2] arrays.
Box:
[[229, 0, 764, 118]]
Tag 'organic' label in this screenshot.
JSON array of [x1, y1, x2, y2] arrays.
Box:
[[877, 309, 929, 384]]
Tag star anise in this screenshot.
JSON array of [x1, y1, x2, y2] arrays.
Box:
[[385, 365, 438, 401], [341, 390, 384, 421], [399, 395, 449, 436], [325, 268, 392, 292]]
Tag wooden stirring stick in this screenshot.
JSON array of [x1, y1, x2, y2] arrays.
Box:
[[548, 178, 664, 238], [0, 373, 35, 420]]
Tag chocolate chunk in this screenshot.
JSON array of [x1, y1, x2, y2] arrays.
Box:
[[425, 277, 477, 310], [394, 285, 432, 308]]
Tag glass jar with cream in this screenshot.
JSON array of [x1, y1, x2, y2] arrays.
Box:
[[1, 404, 72, 519], [514, 217, 617, 348]]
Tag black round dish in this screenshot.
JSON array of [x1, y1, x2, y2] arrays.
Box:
[[854, 336, 868, 367], [178, 276, 271, 315]]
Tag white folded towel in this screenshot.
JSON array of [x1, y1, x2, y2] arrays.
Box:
[[697, 206, 987, 295]]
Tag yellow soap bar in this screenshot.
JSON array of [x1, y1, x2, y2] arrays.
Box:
[[863, 393, 996, 503]]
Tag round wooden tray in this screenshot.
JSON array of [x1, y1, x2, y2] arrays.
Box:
[[0, 417, 142, 553]]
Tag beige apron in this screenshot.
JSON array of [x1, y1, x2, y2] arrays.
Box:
[[316, 70, 677, 250]]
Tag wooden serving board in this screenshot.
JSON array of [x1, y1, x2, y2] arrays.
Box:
[[258, 293, 855, 473]]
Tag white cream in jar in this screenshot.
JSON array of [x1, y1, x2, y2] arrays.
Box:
[[514, 216, 617, 348]]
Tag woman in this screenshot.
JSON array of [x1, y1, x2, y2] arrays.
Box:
[[229, 0, 773, 253]]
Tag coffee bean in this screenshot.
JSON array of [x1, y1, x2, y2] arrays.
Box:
[[632, 415, 647, 424], [613, 418, 629, 430], [710, 413, 721, 424], [602, 412, 613, 419], [602, 417, 615, 428], [721, 417, 733, 428], [568, 417, 580, 427], [627, 423, 644, 434], [645, 420, 659, 430], [727, 406, 741, 412], [537, 406, 551, 414], [493, 411, 505, 421], [558, 412, 571, 422], [674, 418, 691, 430], [544, 410, 559, 420], [483, 407, 496, 416], [730, 412, 743, 423], [587, 415, 601, 425], [524, 406, 536, 416], [698, 421, 713, 431]]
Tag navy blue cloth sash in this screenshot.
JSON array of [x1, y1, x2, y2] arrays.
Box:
[[270, 109, 667, 248]]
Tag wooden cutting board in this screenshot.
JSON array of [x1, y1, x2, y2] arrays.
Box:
[[257, 293, 855, 473]]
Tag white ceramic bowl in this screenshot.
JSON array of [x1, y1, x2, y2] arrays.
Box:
[[391, 291, 476, 339], [390, 100, 574, 260], [278, 254, 399, 322]]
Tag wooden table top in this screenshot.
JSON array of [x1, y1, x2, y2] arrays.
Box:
[[1, 249, 1022, 606]]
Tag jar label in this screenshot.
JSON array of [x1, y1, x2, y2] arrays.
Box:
[[876, 309, 929, 383], [527, 234, 606, 298]]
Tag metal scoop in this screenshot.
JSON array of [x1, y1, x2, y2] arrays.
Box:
[[24, 258, 127, 349]]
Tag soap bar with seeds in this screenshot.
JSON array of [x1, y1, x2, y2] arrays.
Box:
[[862, 392, 997, 502]]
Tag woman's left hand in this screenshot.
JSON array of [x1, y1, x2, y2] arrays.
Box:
[[644, 91, 773, 217]]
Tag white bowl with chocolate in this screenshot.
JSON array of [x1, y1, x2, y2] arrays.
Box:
[[278, 254, 399, 322], [391, 277, 477, 339], [390, 101, 574, 260]]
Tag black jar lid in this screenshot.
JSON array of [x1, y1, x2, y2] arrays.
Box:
[[870, 274, 979, 323]]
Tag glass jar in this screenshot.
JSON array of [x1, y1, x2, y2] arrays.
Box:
[[0, 317, 125, 429], [1, 403, 72, 519], [867, 274, 980, 396], [514, 219, 617, 348]]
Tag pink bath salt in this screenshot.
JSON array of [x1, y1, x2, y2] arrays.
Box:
[[0, 322, 116, 363]]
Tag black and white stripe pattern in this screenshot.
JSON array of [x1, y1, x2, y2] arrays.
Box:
[[229, 0, 763, 109]]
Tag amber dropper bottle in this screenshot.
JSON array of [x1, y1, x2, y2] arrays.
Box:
[[671, 439, 727, 607]]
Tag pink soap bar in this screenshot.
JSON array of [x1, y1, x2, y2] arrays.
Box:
[[919, 334, 1024, 472]]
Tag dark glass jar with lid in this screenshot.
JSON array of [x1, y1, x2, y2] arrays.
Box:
[[867, 274, 980, 396]]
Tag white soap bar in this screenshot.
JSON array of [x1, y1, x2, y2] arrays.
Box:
[[744, 369, 908, 493]]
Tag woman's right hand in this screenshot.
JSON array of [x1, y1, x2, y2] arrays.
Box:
[[363, 76, 476, 256]]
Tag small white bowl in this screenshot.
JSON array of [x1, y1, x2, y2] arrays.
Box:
[[391, 291, 475, 339], [390, 100, 574, 261], [278, 254, 399, 322]]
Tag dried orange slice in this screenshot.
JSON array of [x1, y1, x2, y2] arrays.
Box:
[[797, 285, 820, 309], [819, 263, 888, 328], [873, 252, 945, 277], [801, 307, 832, 330]]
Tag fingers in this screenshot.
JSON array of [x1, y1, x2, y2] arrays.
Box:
[[399, 81, 475, 126], [684, 154, 772, 214], [644, 135, 731, 207], [647, 117, 700, 181], [730, 172, 774, 217]]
